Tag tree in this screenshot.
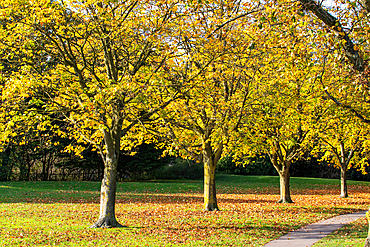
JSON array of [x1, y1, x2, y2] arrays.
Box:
[[0, 0, 181, 227], [299, 0, 370, 123], [155, 0, 262, 211], [235, 77, 315, 203], [293, 1, 370, 244], [313, 111, 369, 198], [297, 0, 370, 198], [229, 1, 327, 203]]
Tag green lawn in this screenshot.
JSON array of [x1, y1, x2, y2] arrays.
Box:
[[313, 216, 368, 247], [1, 175, 369, 246]]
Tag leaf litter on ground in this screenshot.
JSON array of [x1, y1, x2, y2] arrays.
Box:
[[1, 175, 370, 246]]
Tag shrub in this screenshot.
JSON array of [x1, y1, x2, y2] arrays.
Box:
[[117, 143, 171, 181], [216, 155, 277, 176], [153, 159, 203, 180]]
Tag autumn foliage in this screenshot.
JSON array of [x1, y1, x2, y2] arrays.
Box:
[[1, 0, 370, 232]]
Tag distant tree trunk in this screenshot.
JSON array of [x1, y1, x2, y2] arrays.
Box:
[[0, 147, 12, 181], [90, 125, 123, 228], [203, 158, 218, 211], [18, 160, 28, 181], [42, 161, 48, 181], [338, 141, 356, 198], [340, 164, 348, 198], [278, 168, 293, 203], [202, 141, 222, 211], [270, 151, 293, 203], [24, 152, 33, 181]]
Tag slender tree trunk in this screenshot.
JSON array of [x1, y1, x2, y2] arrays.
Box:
[[365, 238, 370, 247], [203, 158, 218, 211], [339, 141, 353, 198], [340, 164, 348, 198], [26, 156, 32, 181], [46, 154, 53, 181], [42, 155, 47, 181], [365, 209, 370, 247], [277, 168, 293, 203]]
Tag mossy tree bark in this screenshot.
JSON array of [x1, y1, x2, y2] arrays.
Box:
[[268, 140, 298, 204], [90, 118, 124, 228], [338, 141, 355, 198], [277, 166, 292, 203], [271, 153, 293, 203], [202, 140, 222, 211]]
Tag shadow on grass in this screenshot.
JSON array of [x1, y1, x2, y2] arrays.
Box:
[[116, 193, 279, 204], [1, 177, 369, 205], [1, 188, 369, 205], [0, 192, 276, 204]]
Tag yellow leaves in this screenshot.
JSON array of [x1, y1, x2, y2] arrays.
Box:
[[0, 0, 367, 179], [64, 144, 85, 158]]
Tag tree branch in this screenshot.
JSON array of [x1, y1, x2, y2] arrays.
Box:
[[299, 0, 365, 72], [359, 0, 370, 12], [323, 89, 370, 123], [207, 7, 264, 38]]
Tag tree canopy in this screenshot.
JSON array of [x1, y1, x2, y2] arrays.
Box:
[[1, 0, 370, 227]]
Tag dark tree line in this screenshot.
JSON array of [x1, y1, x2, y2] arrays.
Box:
[[0, 130, 179, 182]]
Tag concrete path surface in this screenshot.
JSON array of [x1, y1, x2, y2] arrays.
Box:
[[263, 210, 366, 247]]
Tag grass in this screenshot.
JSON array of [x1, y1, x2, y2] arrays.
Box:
[[1, 174, 370, 246], [313, 217, 368, 246]]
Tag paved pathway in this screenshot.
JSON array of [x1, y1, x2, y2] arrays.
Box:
[[263, 211, 367, 247]]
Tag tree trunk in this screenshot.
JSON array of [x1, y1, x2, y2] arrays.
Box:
[[340, 164, 348, 198], [203, 158, 218, 211], [90, 126, 123, 228], [90, 151, 122, 228], [365, 209, 370, 247], [270, 151, 293, 203], [365, 238, 370, 247], [42, 159, 47, 181], [277, 168, 293, 203], [202, 141, 221, 211]]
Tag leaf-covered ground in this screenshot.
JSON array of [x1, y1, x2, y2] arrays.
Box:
[[0, 175, 369, 246]]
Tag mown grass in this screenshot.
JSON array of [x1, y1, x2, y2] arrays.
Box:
[[313, 216, 368, 247], [1, 174, 369, 246]]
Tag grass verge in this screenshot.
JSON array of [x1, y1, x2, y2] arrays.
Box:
[[313, 217, 368, 247]]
